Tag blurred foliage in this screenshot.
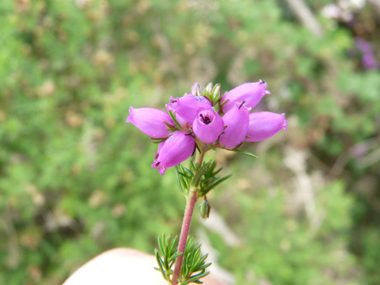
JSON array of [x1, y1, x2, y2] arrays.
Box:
[[0, 0, 379, 284]]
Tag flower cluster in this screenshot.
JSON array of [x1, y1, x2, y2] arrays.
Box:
[[355, 37, 379, 70], [126, 81, 288, 175]]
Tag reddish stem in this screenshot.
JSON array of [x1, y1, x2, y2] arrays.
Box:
[[171, 189, 198, 285]]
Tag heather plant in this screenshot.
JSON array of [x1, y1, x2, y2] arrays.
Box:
[[126, 81, 287, 284], [0, 0, 379, 284]]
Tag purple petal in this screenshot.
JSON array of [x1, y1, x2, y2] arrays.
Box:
[[221, 81, 269, 113], [126, 107, 174, 138], [362, 53, 379, 70], [219, 102, 250, 149], [166, 96, 179, 112], [245, 112, 287, 142], [176, 114, 189, 130], [355, 37, 373, 54], [175, 94, 212, 123], [153, 141, 166, 159], [193, 108, 224, 144], [151, 131, 195, 175]]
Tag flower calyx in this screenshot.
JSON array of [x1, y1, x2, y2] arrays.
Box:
[[192, 82, 222, 107]]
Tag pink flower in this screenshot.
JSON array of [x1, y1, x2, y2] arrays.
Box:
[[151, 131, 195, 175], [221, 80, 270, 113], [168, 94, 212, 123], [245, 112, 288, 142], [126, 107, 174, 139], [219, 102, 251, 149], [193, 108, 224, 144]]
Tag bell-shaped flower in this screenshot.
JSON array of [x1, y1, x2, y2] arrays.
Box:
[[168, 94, 212, 123], [193, 108, 224, 144], [166, 96, 179, 112], [221, 80, 270, 113], [151, 131, 195, 175], [245, 112, 288, 142], [219, 102, 251, 149], [126, 107, 174, 139]]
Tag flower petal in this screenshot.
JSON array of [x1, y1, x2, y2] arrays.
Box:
[[221, 80, 269, 113], [245, 112, 287, 142], [126, 107, 174, 138], [219, 102, 250, 149]]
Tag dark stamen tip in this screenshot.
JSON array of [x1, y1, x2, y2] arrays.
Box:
[[200, 114, 212, 125], [238, 100, 246, 109]]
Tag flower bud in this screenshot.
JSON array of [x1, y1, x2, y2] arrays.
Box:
[[151, 131, 195, 175], [191, 82, 201, 96], [209, 83, 221, 103], [245, 112, 288, 142], [219, 102, 250, 149], [199, 199, 211, 220], [193, 108, 224, 144], [221, 80, 270, 113], [126, 107, 174, 139], [170, 94, 212, 123]]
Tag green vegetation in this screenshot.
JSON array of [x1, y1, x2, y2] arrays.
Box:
[[0, 0, 379, 284]]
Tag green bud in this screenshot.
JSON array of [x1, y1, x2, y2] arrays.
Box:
[[210, 83, 221, 103], [205, 82, 213, 93], [193, 82, 202, 97], [199, 199, 211, 220]]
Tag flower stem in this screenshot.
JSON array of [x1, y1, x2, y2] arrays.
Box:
[[171, 150, 205, 285]]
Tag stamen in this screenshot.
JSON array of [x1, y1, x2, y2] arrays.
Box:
[[200, 114, 212, 125], [238, 100, 246, 109]]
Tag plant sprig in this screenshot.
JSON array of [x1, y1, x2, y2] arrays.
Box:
[[175, 161, 232, 200], [178, 238, 211, 285], [155, 235, 211, 285], [155, 234, 182, 283]]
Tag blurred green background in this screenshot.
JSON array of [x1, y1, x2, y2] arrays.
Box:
[[1, 0, 380, 284]]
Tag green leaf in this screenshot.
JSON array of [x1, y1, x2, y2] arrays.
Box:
[[150, 137, 168, 143], [220, 98, 229, 107], [175, 166, 185, 193], [155, 250, 168, 281], [208, 144, 216, 151], [201, 174, 232, 195], [163, 121, 177, 132], [155, 233, 179, 282], [179, 237, 211, 285], [191, 161, 211, 187], [230, 148, 258, 158], [212, 167, 223, 176], [168, 111, 183, 130]]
